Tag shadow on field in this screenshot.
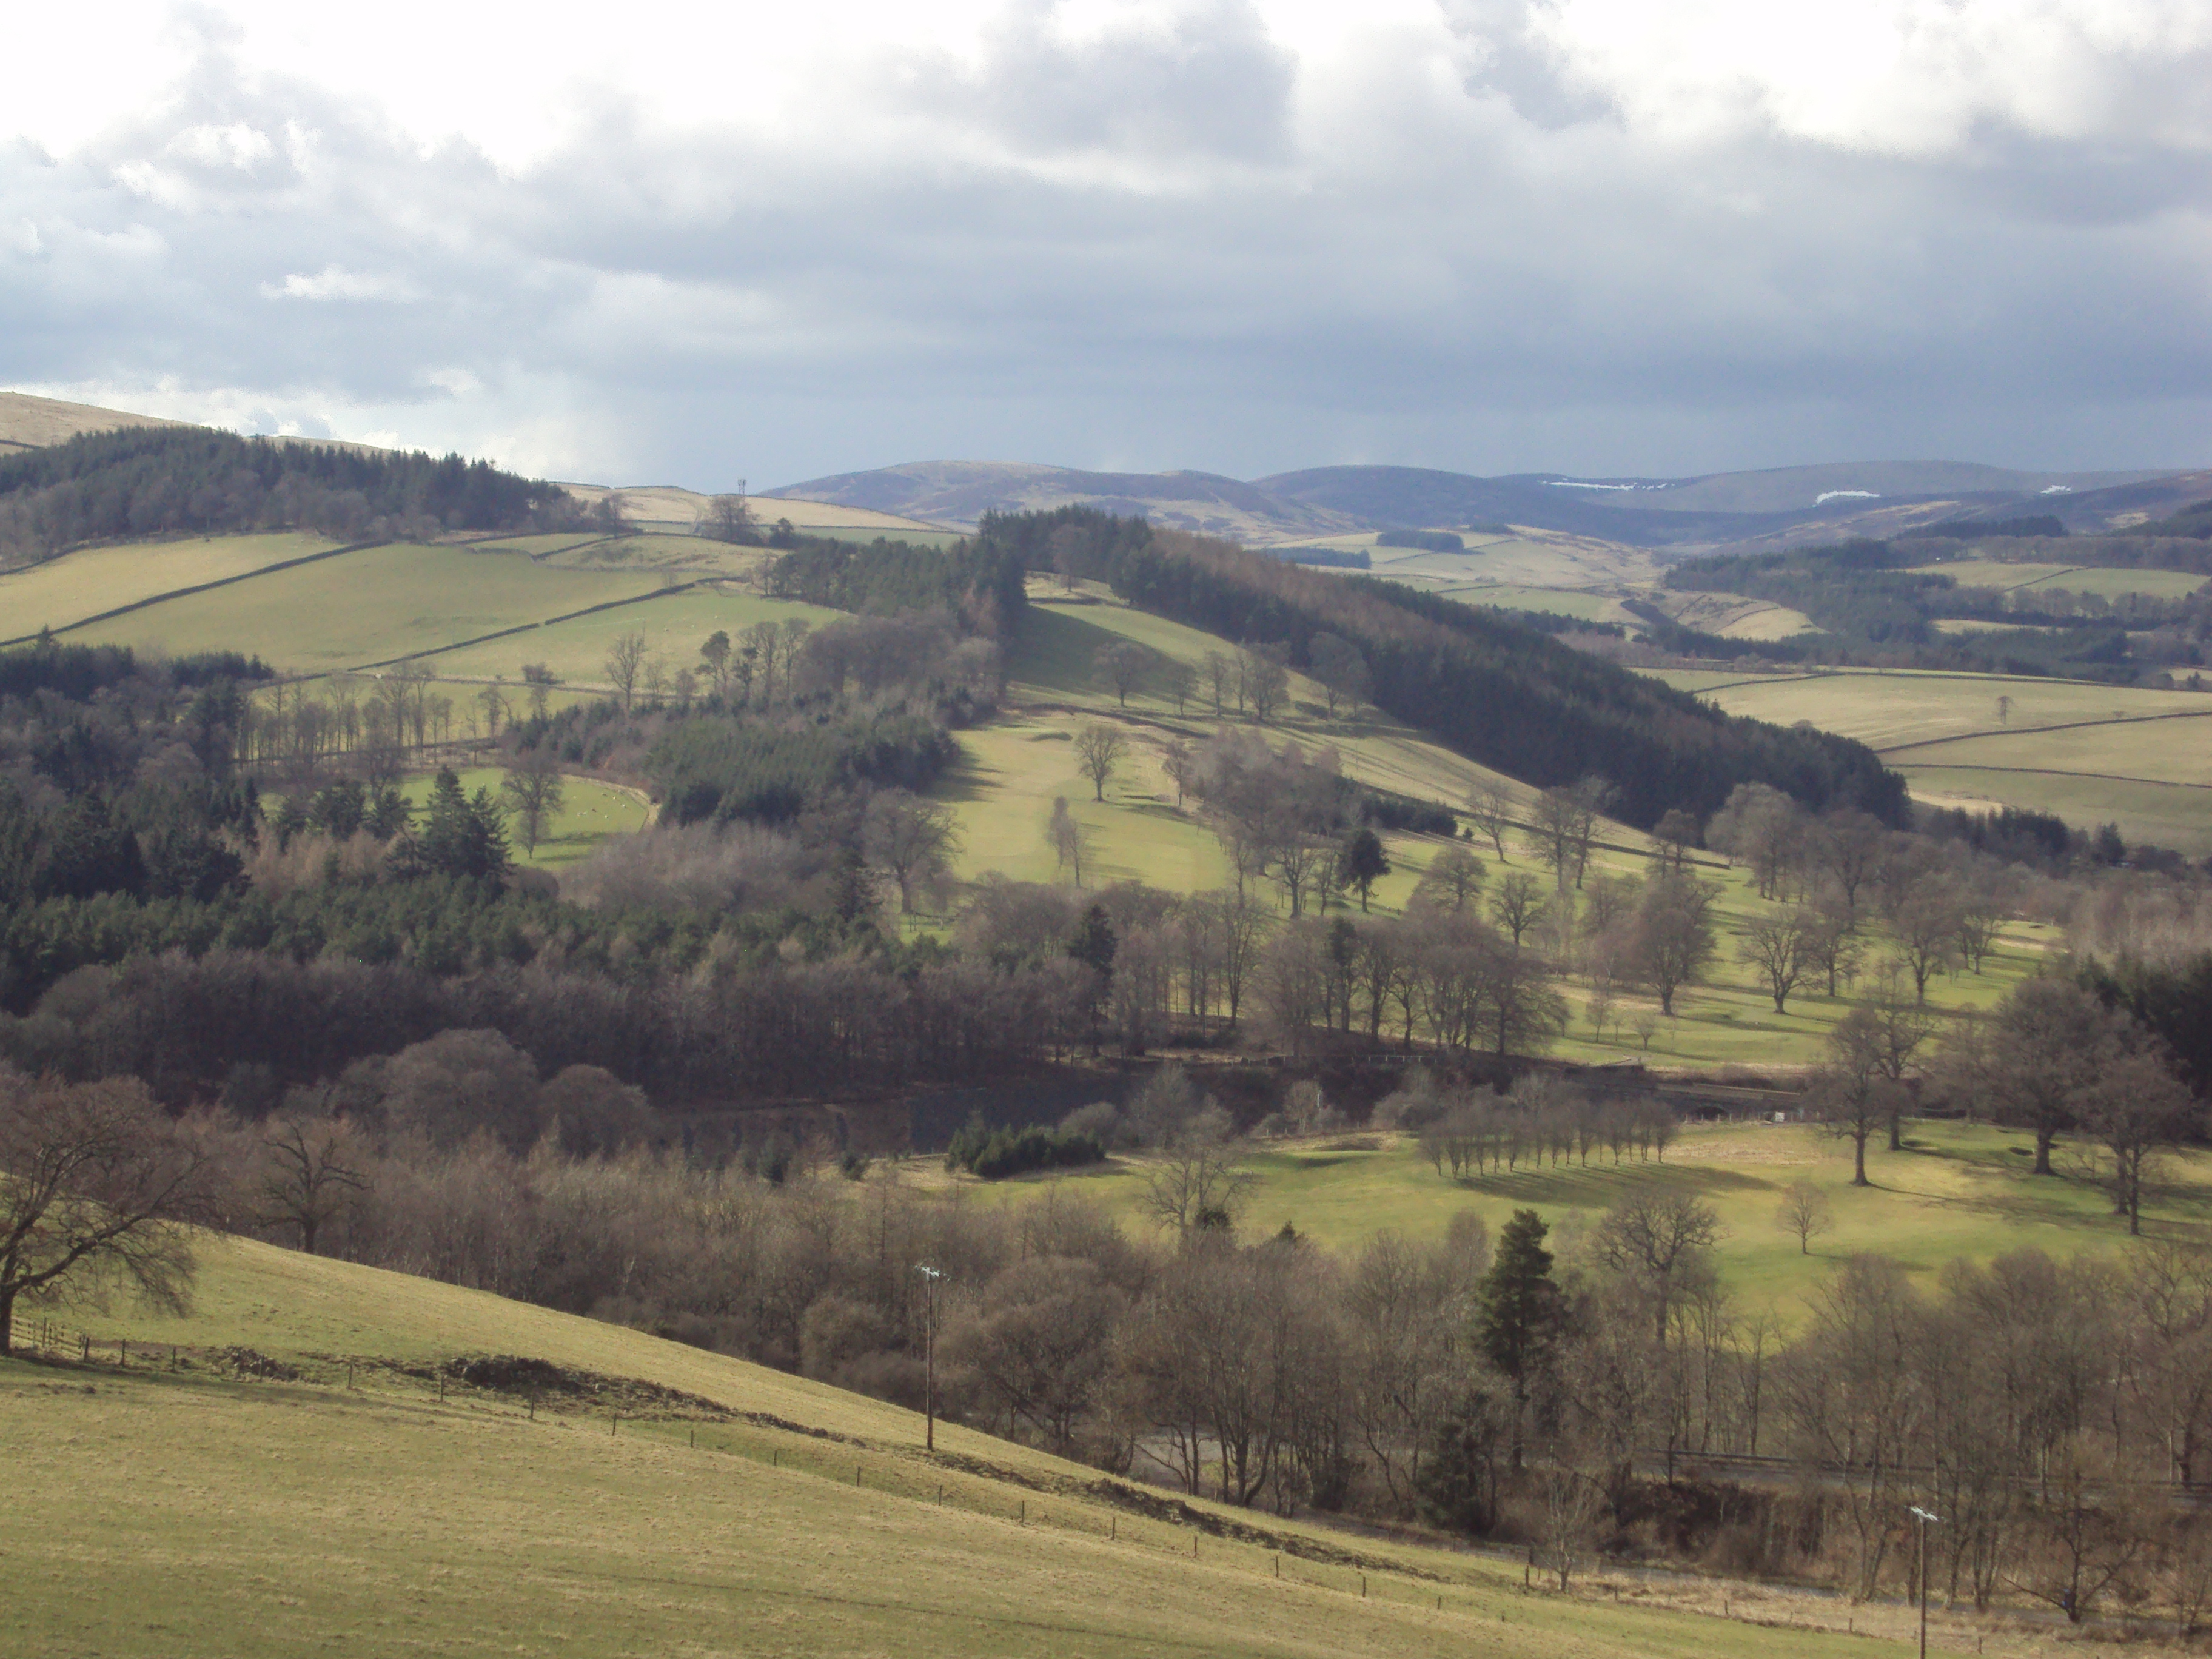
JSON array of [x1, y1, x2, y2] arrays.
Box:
[[1007, 608, 1125, 697]]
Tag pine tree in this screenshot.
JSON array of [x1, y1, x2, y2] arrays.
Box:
[[1473, 1207, 1560, 1468]]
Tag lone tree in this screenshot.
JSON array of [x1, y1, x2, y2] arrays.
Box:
[[1465, 778, 1515, 860], [1739, 910, 1815, 1013], [1047, 796, 1088, 886], [1096, 642, 1148, 708], [1592, 1189, 1723, 1342], [1074, 725, 1127, 801], [605, 629, 648, 713], [1410, 845, 1486, 914], [500, 747, 567, 856], [1773, 1180, 1835, 1255], [0, 1073, 226, 1353]]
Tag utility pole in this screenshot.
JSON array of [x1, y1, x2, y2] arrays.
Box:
[[1909, 1505, 1943, 1659], [916, 1264, 943, 1452]]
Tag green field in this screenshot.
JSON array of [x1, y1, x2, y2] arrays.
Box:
[[1649, 667, 2212, 849], [0, 1235, 1917, 1659], [1914, 560, 2210, 599], [1427, 584, 1641, 628], [933, 586, 2059, 1069], [960, 1116, 2196, 1323], [400, 766, 651, 870], [0, 531, 339, 642], [53, 542, 668, 672]]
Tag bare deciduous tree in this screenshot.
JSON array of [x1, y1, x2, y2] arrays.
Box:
[[261, 1110, 369, 1256], [1773, 1181, 1835, 1255], [864, 790, 961, 914], [500, 748, 567, 856], [1074, 725, 1128, 802], [1096, 642, 1148, 708], [0, 1073, 226, 1352], [605, 629, 648, 713]]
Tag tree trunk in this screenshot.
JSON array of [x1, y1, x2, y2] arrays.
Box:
[[2034, 1128, 2056, 1175], [1853, 1132, 1869, 1187], [0, 1284, 13, 1355], [1888, 1111, 1903, 1152]]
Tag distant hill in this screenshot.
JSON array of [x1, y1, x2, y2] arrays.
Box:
[[771, 456, 2205, 550], [763, 461, 1361, 541], [0, 390, 190, 454]]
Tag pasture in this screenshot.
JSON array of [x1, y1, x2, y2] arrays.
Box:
[[948, 586, 2054, 1070], [1914, 560, 2210, 600], [51, 541, 667, 672], [1657, 667, 2212, 850], [1, 1235, 1921, 1659], [968, 1116, 2199, 1321], [0, 531, 338, 643]]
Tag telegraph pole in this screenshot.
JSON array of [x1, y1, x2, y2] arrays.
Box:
[[916, 1265, 943, 1452], [1909, 1506, 1943, 1659]]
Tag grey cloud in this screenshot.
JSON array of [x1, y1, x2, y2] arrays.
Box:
[[1, 5, 2207, 488]]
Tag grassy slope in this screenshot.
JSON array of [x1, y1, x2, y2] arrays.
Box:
[[0, 532, 339, 640], [55, 542, 666, 671], [943, 585, 2053, 1069], [1654, 668, 2212, 850], [2, 1236, 1897, 1659]]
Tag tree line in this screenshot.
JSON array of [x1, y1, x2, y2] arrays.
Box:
[[0, 426, 583, 568]]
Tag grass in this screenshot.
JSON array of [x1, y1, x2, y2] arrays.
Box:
[[400, 766, 650, 870], [55, 542, 668, 673], [0, 532, 338, 641], [1659, 666, 2212, 850], [1, 1235, 1917, 1659], [962, 1115, 2208, 1324], [1429, 584, 1641, 628], [419, 585, 840, 688], [1912, 560, 2210, 600], [938, 584, 2053, 1067]]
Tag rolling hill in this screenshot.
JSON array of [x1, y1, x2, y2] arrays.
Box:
[[0, 1230, 2025, 1658]]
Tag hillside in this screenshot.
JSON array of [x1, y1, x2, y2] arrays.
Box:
[[765, 460, 1363, 541], [0, 389, 191, 452], [0, 1232, 2055, 1658]]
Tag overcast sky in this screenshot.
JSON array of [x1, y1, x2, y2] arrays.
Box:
[[4, 1, 2208, 489]]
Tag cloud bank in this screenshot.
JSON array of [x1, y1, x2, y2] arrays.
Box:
[[2, 0, 2207, 486]]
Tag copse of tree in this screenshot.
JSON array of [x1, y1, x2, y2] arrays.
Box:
[[0, 426, 578, 564], [943, 1114, 1107, 1179], [648, 714, 957, 825], [766, 535, 1028, 637], [1376, 528, 1464, 552]]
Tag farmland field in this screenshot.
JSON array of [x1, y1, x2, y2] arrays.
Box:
[[963, 1116, 2212, 1319], [1652, 667, 2212, 849], [1914, 559, 2210, 599], [931, 584, 2056, 1069], [52, 542, 668, 671], [0, 531, 338, 641], [0, 1234, 1929, 1659], [1428, 583, 1641, 626]]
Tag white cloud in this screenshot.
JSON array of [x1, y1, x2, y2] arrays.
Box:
[[260, 266, 419, 303]]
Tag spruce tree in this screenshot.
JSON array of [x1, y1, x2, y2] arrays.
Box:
[[1473, 1207, 1560, 1467]]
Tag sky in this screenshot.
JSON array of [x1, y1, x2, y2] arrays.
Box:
[[3, 0, 2209, 490]]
